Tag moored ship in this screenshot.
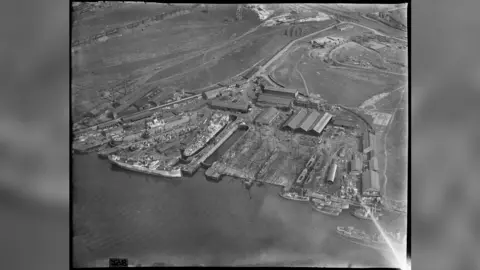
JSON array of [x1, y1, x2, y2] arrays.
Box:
[[183, 113, 230, 157], [108, 154, 182, 178], [311, 202, 342, 216], [351, 206, 383, 221], [279, 188, 309, 202], [336, 226, 406, 251]]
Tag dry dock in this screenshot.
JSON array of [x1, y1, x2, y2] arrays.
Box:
[[182, 122, 246, 175]]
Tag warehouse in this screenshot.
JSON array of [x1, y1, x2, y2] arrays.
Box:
[[362, 132, 376, 154], [333, 119, 357, 129], [256, 94, 292, 109], [202, 87, 226, 100], [350, 158, 362, 174], [121, 110, 154, 123], [369, 157, 379, 171], [361, 170, 381, 196], [209, 100, 249, 113], [262, 87, 298, 98], [299, 110, 321, 132], [327, 162, 338, 184], [284, 108, 308, 130], [255, 107, 280, 125], [312, 112, 333, 134]]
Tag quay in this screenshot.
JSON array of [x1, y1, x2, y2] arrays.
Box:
[[181, 121, 247, 175]]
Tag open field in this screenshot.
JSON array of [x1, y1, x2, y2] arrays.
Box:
[[333, 41, 386, 69], [72, 4, 262, 119], [373, 87, 407, 201], [270, 43, 405, 106], [73, 4, 177, 41]]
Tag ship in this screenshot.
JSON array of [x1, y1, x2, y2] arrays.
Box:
[[108, 154, 182, 178], [311, 202, 342, 216], [279, 188, 309, 202], [336, 226, 406, 251], [183, 113, 230, 157], [351, 206, 383, 221]]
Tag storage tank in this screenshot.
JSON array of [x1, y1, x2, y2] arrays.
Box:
[[327, 163, 337, 183]]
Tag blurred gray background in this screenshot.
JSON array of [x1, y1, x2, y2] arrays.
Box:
[[0, 0, 479, 269]]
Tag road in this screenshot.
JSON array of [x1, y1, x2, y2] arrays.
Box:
[[254, 22, 340, 77]]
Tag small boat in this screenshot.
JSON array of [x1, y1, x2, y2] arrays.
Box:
[[351, 206, 383, 221]]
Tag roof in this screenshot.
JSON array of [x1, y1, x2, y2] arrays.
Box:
[[369, 157, 379, 171], [299, 111, 321, 131], [263, 87, 298, 95], [210, 100, 249, 111], [255, 107, 279, 124], [362, 170, 380, 193], [203, 87, 225, 99], [333, 119, 356, 128], [312, 112, 333, 133], [257, 94, 292, 106], [351, 158, 362, 171], [285, 109, 308, 129]]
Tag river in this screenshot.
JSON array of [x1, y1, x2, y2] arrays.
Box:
[[72, 155, 399, 267]]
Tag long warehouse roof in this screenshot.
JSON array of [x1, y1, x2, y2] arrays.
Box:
[[299, 111, 321, 131], [257, 94, 292, 106], [312, 112, 333, 133], [285, 109, 308, 129]]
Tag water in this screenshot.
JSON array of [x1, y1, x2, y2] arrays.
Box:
[[73, 154, 397, 267]]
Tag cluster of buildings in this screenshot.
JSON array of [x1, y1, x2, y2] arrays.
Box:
[[256, 87, 298, 110], [311, 36, 346, 48], [283, 108, 333, 135]]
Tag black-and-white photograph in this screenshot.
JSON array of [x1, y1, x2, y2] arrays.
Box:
[[72, 3, 409, 268]]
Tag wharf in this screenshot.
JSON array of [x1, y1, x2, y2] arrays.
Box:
[[205, 151, 292, 188], [182, 122, 244, 175], [73, 138, 110, 153]]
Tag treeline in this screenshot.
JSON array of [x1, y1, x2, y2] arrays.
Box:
[[72, 4, 201, 48]]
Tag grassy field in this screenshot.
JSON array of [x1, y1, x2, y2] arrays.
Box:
[[271, 44, 405, 106], [72, 4, 263, 119], [372, 87, 407, 200]]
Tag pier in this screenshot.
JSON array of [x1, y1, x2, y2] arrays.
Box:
[[181, 121, 245, 175]]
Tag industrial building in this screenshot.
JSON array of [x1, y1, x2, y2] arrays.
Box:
[[256, 94, 292, 109], [332, 119, 356, 129], [255, 107, 280, 125], [121, 110, 154, 123], [361, 170, 381, 196], [284, 108, 308, 130], [362, 132, 376, 154], [327, 162, 338, 184], [369, 157, 379, 171], [262, 87, 298, 98], [299, 110, 321, 132], [283, 110, 333, 135], [97, 119, 121, 130], [202, 87, 226, 100], [350, 158, 362, 174], [209, 100, 249, 113], [312, 112, 333, 134]]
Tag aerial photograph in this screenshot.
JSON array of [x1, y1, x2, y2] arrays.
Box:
[[72, 3, 409, 268]]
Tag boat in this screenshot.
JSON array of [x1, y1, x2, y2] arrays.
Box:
[[183, 113, 230, 157], [336, 226, 406, 251], [279, 188, 309, 202], [351, 206, 383, 221], [108, 154, 182, 178], [311, 203, 342, 216]]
